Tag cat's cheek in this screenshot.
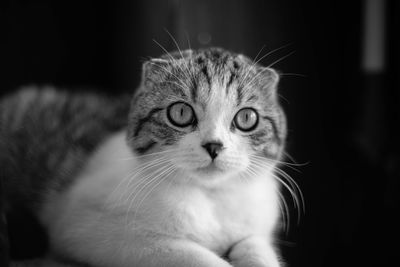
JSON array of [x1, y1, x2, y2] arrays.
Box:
[[172, 154, 210, 171], [217, 154, 249, 172], [260, 142, 281, 159]]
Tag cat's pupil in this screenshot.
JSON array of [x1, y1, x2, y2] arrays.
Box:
[[167, 102, 195, 127], [234, 108, 258, 131]]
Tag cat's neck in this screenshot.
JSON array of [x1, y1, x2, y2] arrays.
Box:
[[61, 130, 276, 209], [40, 130, 279, 240]]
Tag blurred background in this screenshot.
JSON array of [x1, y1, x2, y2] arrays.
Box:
[[1, 0, 399, 266]]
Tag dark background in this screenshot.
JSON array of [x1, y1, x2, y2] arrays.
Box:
[[1, 0, 399, 266]]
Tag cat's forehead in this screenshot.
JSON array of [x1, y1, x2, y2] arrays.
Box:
[[162, 47, 252, 70], [143, 47, 279, 116], [161, 48, 261, 105]]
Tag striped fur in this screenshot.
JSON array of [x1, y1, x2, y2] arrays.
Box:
[[1, 48, 288, 266], [127, 48, 286, 159], [0, 86, 130, 209]]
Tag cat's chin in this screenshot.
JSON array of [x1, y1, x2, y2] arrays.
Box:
[[195, 163, 224, 174], [184, 163, 241, 186]]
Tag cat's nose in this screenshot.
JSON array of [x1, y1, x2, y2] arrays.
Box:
[[202, 142, 224, 160]]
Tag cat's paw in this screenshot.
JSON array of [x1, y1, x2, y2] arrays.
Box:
[[229, 236, 280, 267], [231, 257, 278, 267]]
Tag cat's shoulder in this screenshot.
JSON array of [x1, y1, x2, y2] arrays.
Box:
[[0, 86, 131, 211]]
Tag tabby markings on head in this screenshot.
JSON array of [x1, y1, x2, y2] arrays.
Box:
[[127, 48, 286, 178]]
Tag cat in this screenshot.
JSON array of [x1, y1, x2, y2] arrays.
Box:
[[1, 47, 291, 267]]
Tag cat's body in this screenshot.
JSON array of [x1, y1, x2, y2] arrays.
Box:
[[1, 48, 288, 267], [41, 131, 279, 267]]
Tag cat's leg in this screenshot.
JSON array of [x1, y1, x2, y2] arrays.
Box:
[[46, 205, 232, 267], [124, 239, 233, 267], [229, 236, 281, 267], [66, 237, 232, 267], [53, 233, 233, 267], [49, 240, 232, 267]]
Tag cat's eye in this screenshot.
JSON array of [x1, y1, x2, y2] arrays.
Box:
[[167, 102, 196, 127], [233, 108, 258, 131]]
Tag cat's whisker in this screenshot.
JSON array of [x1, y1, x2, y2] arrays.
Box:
[[148, 61, 191, 89], [253, 45, 267, 65], [114, 153, 175, 161], [237, 48, 264, 90], [277, 93, 291, 105], [264, 159, 302, 173], [266, 50, 296, 69], [129, 165, 175, 224], [115, 147, 183, 160], [125, 157, 179, 203], [251, 154, 308, 168], [164, 170, 178, 196], [152, 38, 180, 67], [121, 158, 172, 199], [132, 166, 176, 223], [109, 157, 171, 206], [125, 159, 169, 195], [184, 31, 191, 51], [251, 155, 307, 167], [154, 34, 195, 92], [252, 155, 305, 214], [276, 188, 290, 235], [283, 151, 300, 165], [250, 158, 302, 223], [114, 156, 171, 192], [164, 29, 195, 83], [241, 68, 272, 95], [271, 173, 302, 225], [245, 165, 290, 233], [250, 157, 300, 195], [238, 43, 292, 90], [235, 45, 266, 91], [134, 148, 184, 159], [279, 73, 307, 78], [124, 164, 172, 226], [107, 166, 142, 205], [249, 168, 290, 234], [104, 149, 181, 210], [237, 65, 255, 94], [145, 44, 190, 90], [253, 43, 293, 68], [274, 167, 305, 215], [241, 50, 295, 95]]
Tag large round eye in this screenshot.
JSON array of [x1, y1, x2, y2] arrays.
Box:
[[234, 108, 259, 131], [167, 102, 195, 127]]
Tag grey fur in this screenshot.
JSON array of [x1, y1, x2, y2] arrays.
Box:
[[0, 86, 129, 210], [127, 47, 286, 158], [0, 48, 287, 264]]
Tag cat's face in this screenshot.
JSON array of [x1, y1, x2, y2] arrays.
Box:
[[128, 48, 286, 186]]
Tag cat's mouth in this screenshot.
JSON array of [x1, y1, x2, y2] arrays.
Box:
[[195, 162, 224, 174]]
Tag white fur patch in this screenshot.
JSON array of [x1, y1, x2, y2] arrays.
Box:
[[40, 131, 280, 265]]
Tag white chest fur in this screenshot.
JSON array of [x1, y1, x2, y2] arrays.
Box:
[[159, 181, 279, 254], [40, 131, 280, 260]]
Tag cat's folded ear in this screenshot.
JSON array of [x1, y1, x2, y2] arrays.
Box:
[[260, 67, 280, 97], [141, 58, 171, 86]]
